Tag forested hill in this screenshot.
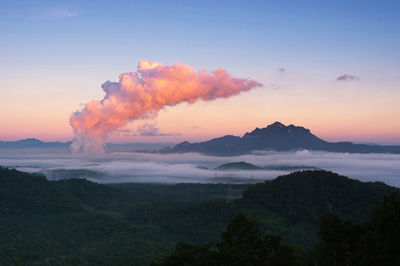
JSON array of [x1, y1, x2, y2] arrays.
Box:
[[0, 167, 246, 265], [1, 167, 399, 265], [0, 167, 124, 215], [243, 170, 400, 223]]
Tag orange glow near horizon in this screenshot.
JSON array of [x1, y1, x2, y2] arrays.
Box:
[[1, 62, 399, 145], [1, 118, 399, 144], [68, 60, 262, 153]]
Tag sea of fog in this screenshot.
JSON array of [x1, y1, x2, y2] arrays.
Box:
[[1, 147, 400, 187]]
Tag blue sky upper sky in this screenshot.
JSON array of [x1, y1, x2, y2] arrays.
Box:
[[1, 0, 399, 143]]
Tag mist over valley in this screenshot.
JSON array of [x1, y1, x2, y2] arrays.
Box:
[[1, 145, 400, 187]]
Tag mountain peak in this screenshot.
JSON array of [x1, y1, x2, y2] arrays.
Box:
[[268, 121, 286, 128], [244, 121, 312, 138], [171, 122, 400, 155]]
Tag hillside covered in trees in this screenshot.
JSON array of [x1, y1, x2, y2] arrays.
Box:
[[0, 167, 399, 265], [155, 195, 400, 266]]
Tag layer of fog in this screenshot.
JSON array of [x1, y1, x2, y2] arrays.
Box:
[[0, 148, 400, 187]]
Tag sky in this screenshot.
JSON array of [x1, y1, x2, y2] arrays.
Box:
[[1, 0, 399, 144]]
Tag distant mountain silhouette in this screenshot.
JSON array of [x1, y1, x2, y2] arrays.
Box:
[[0, 138, 71, 148], [213, 161, 320, 171], [0, 138, 174, 151], [171, 122, 400, 155], [3, 122, 400, 155], [215, 162, 262, 170]]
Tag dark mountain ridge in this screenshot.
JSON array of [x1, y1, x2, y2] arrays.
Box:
[[1, 166, 399, 264], [0, 138, 176, 152], [215, 162, 262, 170], [214, 161, 319, 171], [243, 170, 400, 223], [4, 122, 399, 155], [0, 138, 71, 148], [171, 121, 400, 155]]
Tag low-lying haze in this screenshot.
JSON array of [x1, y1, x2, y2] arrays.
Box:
[[1, 148, 400, 187]]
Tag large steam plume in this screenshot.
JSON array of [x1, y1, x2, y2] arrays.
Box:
[[70, 60, 262, 154]]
